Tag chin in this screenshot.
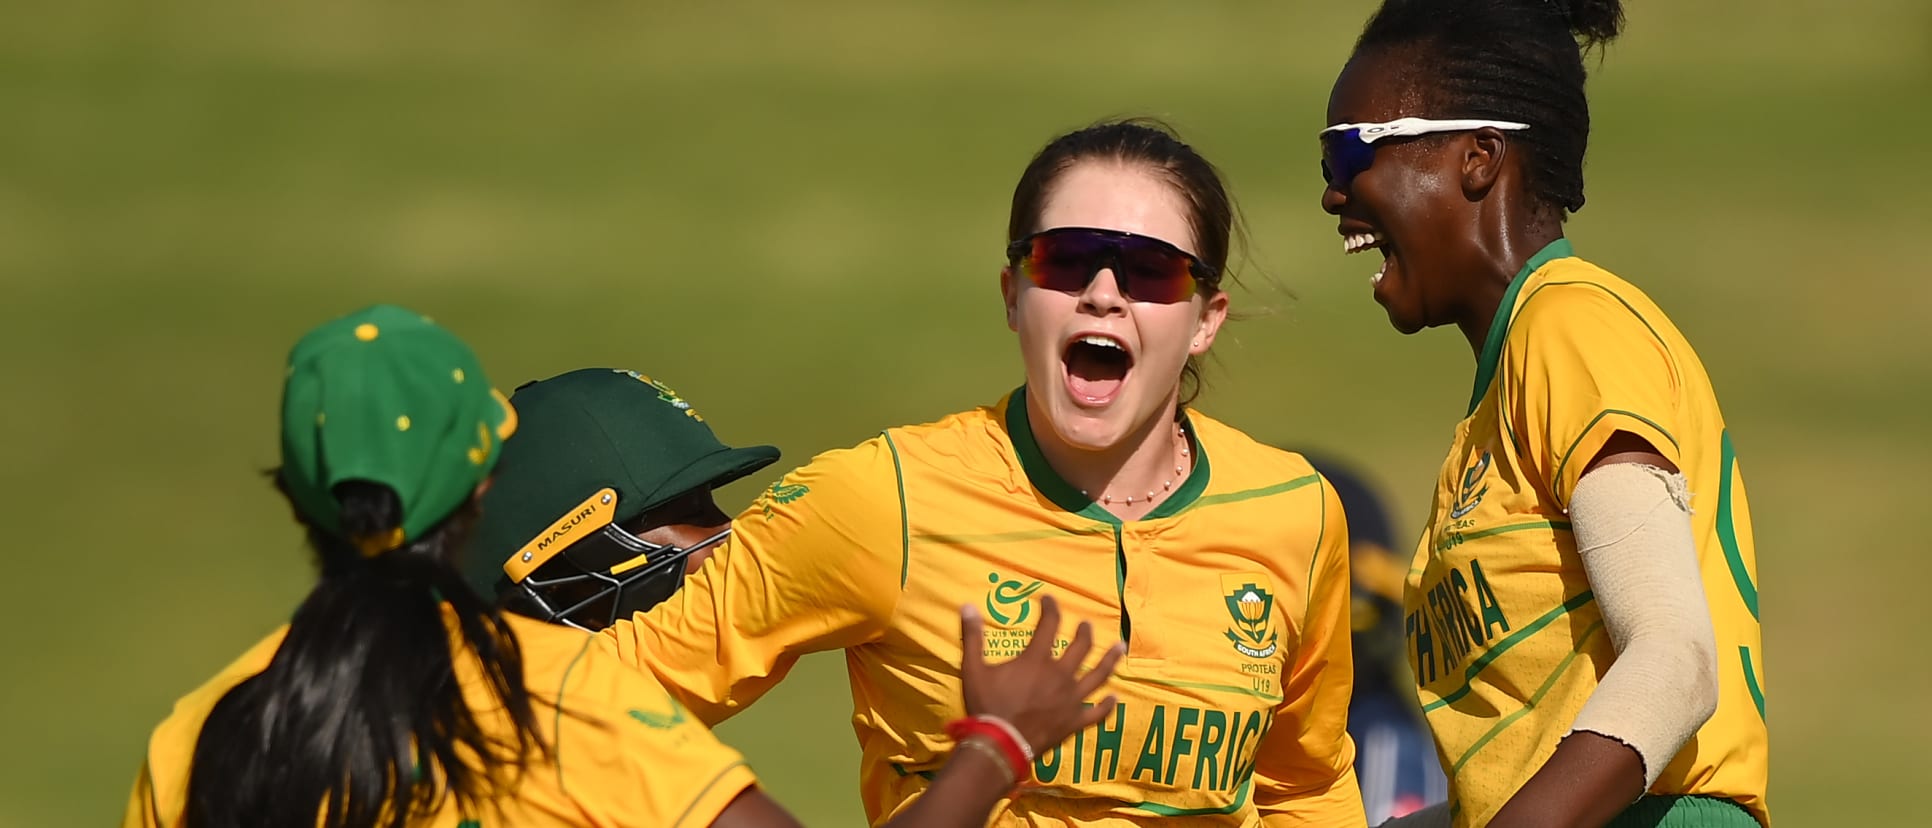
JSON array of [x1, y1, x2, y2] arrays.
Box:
[[1376, 304, 1420, 335], [1045, 396, 1133, 452], [1388, 314, 1428, 335]]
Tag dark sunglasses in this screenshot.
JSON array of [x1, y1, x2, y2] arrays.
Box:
[[1319, 117, 1529, 188], [1006, 226, 1215, 304]]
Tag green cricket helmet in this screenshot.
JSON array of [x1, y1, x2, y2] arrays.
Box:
[[466, 368, 778, 630]]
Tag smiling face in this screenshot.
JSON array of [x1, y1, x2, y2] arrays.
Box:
[[1321, 50, 1489, 335], [1002, 160, 1229, 452]]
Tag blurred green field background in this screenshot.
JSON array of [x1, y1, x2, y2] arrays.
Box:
[[3, 1, 1928, 824]]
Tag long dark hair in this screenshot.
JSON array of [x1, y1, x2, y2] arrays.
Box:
[[1006, 117, 1247, 407], [1352, 0, 1627, 217], [183, 477, 544, 828]]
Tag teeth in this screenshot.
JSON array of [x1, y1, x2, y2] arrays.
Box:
[[1343, 232, 1384, 255], [1371, 259, 1386, 286], [1078, 335, 1124, 350]]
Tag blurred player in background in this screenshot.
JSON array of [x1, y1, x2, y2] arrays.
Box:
[[1317, 0, 1768, 825], [1295, 452, 1447, 823], [600, 119, 1365, 825], [123, 310, 1119, 828]]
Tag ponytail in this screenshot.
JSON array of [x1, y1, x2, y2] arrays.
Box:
[[184, 479, 543, 828]]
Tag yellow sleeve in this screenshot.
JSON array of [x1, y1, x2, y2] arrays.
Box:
[[1252, 476, 1366, 826], [1505, 284, 1684, 508], [121, 761, 161, 828], [557, 638, 761, 827], [601, 436, 906, 724]]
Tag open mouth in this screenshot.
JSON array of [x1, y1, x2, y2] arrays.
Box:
[[1063, 333, 1132, 407], [1343, 230, 1394, 288]]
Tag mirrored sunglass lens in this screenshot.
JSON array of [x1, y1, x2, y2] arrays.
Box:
[[1116, 243, 1197, 303], [1025, 233, 1108, 291], [1320, 129, 1373, 185]]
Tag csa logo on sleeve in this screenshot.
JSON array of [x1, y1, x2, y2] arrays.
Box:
[[757, 477, 809, 520], [1221, 572, 1279, 659]]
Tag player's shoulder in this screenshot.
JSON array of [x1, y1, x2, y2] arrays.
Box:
[[531, 617, 711, 739], [139, 626, 291, 809], [156, 627, 288, 735], [503, 613, 604, 690], [1513, 255, 1670, 336], [1189, 410, 1320, 485], [867, 396, 1026, 488], [542, 626, 752, 814], [747, 426, 918, 516], [883, 398, 1007, 455]]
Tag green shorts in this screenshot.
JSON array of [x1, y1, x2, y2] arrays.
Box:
[[1609, 795, 1760, 827]]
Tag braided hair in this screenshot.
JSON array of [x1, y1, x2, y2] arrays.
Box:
[[1353, 0, 1626, 217]]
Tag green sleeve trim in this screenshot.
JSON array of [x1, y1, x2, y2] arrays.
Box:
[[1128, 776, 1254, 816], [1453, 520, 1572, 544], [1550, 408, 1680, 504], [1450, 620, 1605, 774], [1469, 238, 1572, 414], [673, 760, 752, 828], [1187, 473, 1319, 509], [1506, 274, 1679, 500], [1716, 431, 1759, 620], [882, 431, 911, 590], [1422, 589, 1596, 713], [1302, 474, 1329, 637], [1740, 645, 1767, 720], [551, 632, 598, 795], [913, 525, 1113, 545]]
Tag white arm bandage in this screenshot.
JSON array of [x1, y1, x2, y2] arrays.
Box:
[[1567, 463, 1720, 788]]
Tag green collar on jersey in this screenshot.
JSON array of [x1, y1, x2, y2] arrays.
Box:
[[1004, 385, 1210, 525], [1467, 237, 1575, 415]]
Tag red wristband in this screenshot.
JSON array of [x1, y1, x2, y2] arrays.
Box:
[[946, 715, 1033, 783]]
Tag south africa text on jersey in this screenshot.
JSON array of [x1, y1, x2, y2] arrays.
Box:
[[1032, 703, 1278, 794], [1407, 557, 1514, 685]]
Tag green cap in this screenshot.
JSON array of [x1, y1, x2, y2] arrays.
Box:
[[465, 368, 779, 595], [279, 305, 517, 552]]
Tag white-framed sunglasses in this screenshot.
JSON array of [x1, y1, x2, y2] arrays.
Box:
[[1319, 117, 1529, 186]]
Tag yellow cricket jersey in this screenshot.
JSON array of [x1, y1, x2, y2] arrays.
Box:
[[605, 389, 1364, 826], [123, 609, 754, 828], [1407, 240, 1769, 827]]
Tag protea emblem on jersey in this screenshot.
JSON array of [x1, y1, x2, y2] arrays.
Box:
[[985, 572, 1046, 627], [1449, 450, 1491, 519], [1221, 574, 1279, 658]]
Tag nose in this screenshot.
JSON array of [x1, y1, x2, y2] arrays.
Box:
[[1322, 174, 1347, 216], [1078, 267, 1129, 315]]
